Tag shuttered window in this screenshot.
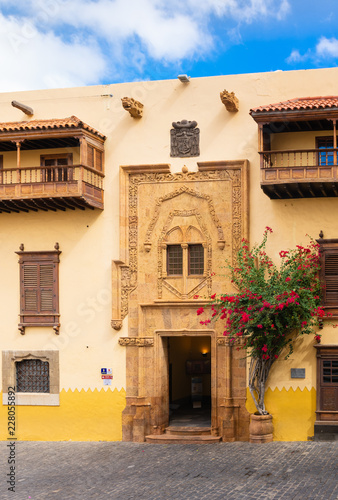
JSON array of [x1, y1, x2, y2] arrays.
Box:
[[16, 250, 61, 333], [318, 239, 338, 317]]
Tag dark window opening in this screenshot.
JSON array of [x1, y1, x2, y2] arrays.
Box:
[[167, 245, 183, 275], [40, 154, 73, 182], [188, 244, 204, 275]]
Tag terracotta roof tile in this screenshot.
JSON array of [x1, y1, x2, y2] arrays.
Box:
[[0, 115, 105, 139], [250, 96, 338, 113]]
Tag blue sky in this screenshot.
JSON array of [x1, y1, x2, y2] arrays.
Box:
[[0, 0, 337, 91]]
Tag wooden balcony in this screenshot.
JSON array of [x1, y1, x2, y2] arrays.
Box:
[[0, 164, 104, 212], [260, 148, 338, 199]]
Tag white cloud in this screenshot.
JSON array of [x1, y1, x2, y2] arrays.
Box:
[[0, 0, 292, 91], [286, 49, 306, 64], [316, 36, 338, 58], [286, 36, 338, 67], [0, 12, 106, 91]]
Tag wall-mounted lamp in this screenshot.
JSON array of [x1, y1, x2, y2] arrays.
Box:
[[177, 74, 190, 83], [201, 350, 208, 358]]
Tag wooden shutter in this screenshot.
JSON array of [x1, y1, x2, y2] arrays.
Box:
[[87, 145, 94, 168], [22, 262, 55, 314], [95, 149, 103, 171], [23, 264, 38, 312], [17, 250, 60, 332]]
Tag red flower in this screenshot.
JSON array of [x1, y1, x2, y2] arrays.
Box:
[[193, 294, 199, 299], [197, 307, 204, 316], [262, 344, 268, 352], [285, 277, 291, 282], [257, 324, 263, 329], [241, 312, 250, 323]]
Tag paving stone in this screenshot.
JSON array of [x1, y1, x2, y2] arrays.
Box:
[[0, 441, 337, 499]]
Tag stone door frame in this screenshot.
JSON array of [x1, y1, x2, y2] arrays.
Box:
[[154, 329, 216, 433]]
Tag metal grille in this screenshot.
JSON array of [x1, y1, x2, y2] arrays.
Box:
[[188, 244, 204, 275], [167, 245, 183, 275], [16, 359, 50, 393], [323, 360, 338, 384]]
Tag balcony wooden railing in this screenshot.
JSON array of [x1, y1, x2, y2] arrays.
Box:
[[259, 148, 338, 199], [0, 164, 104, 211]]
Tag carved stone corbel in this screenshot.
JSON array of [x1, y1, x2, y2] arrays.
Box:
[[121, 97, 144, 118], [220, 90, 239, 112], [111, 320, 123, 331]]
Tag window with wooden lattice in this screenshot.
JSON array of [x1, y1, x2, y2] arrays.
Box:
[[16, 250, 61, 334]]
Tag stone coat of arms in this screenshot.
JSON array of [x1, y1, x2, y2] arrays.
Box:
[[170, 120, 200, 157]]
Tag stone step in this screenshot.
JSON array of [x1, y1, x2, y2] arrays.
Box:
[[165, 426, 212, 436], [145, 434, 221, 444], [314, 421, 338, 441]]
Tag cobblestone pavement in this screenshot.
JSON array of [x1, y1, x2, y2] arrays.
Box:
[[0, 441, 337, 499]]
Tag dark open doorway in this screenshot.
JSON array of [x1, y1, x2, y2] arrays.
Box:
[[168, 336, 211, 427]]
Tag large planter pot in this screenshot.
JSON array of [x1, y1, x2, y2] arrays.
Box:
[[249, 413, 273, 443]]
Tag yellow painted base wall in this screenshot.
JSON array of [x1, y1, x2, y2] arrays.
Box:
[[246, 387, 316, 441], [0, 388, 126, 441]]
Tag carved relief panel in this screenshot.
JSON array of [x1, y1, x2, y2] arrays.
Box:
[[113, 162, 249, 328]]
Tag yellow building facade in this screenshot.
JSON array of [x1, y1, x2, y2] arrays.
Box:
[[1, 67, 338, 442]]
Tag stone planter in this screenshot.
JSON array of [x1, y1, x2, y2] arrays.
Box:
[[249, 413, 273, 443]]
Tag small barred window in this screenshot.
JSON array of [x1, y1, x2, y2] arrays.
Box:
[[16, 359, 50, 393]]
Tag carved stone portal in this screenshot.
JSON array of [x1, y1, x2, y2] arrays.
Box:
[[116, 161, 250, 443], [170, 120, 200, 157], [220, 90, 239, 112], [121, 97, 144, 118]]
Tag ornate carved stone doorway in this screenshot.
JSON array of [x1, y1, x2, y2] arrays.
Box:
[[114, 161, 250, 442]]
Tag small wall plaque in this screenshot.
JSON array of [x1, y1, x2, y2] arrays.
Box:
[[291, 368, 305, 379]]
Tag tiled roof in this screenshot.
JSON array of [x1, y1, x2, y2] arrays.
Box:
[[0, 115, 105, 139], [250, 96, 338, 113]]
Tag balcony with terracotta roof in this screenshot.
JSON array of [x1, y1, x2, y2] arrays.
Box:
[[0, 116, 105, 212], [250, 97, 338, 199]]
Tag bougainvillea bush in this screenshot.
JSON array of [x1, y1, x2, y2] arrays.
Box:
[[197, 227, 327, 415]]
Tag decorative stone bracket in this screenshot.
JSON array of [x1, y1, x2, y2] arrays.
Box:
[[121, 97, 144, 118], [220, 90, 239, 112]]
